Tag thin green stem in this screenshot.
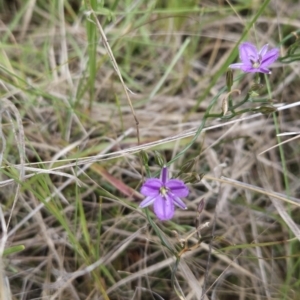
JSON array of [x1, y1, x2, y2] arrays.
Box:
[[265, 77, 290, 196], [265, 75, 292, 300]]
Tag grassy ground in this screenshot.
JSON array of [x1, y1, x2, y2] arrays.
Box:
[[0, 0, 300, 299]]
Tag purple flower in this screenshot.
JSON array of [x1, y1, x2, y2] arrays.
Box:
[[229, 42, 279, 74], [139, 166, 189, 221]]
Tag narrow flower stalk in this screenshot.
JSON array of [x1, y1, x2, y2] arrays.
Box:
[[229, 42, 279, 74], [139, 166, 189, 221]]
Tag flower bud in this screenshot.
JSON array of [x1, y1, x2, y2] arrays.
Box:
[[255, 105, 277, 114], [181, 172, 204, 184], [249, 83, 264, 97], [153, 151, 165, 167], [226, 69, 233, 91], [177, 159, 196, 177], [197, 198, 205, 214], [139, 150, 148, 165]]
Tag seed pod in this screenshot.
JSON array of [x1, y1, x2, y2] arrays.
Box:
[[222, 96, 228, 116]]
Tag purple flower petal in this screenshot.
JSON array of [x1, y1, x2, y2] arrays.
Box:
[[229, 62, 244, 69], [170, 194, 187, 209], [258, 44, 269, 57], [258, 67, 271, 74], [140, 178, 162, 196], [166, 179, 189, 197], [153, 195, 174, 220], [160, 166, 169, 184], [260, 48, 279, 68], [139, 195, 157, 208], [241, 65, 257, 73], [239, 42, 258, 64]]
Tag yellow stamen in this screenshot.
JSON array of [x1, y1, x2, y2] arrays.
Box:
[[160, 186, 168, 196]]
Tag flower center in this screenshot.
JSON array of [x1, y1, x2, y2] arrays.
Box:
[[252, 61, 260, 68], [250, 54, 262, 69], [159, 186, 169, 197]]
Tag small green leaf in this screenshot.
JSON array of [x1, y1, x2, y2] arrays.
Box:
[[3, 245, 25, 256]]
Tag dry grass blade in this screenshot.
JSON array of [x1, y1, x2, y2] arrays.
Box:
[[1, 99, 25, 229], [7, 127, 133, 238], [259, 134, 300, 155], [0, 98, 26, 299], [0, 207, 11, 300], [0, 105, 294, 185], [0, 259, 11, 300], [85, 0, 140, 144], [204, 175, 300, 207]]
